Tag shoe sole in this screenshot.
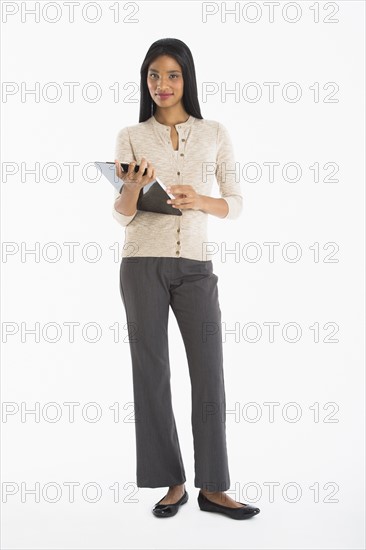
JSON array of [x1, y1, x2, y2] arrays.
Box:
[[198, 506, 259, 519]]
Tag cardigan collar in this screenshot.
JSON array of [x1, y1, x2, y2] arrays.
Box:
[[150, 114, 196, 131]]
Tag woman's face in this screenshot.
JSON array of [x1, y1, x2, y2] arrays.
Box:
[[147, 55, 184, 110]]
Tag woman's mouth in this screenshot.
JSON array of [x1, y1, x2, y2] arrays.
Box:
[[157, 93, 173, 99]]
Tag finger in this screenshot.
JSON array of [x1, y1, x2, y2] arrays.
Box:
[[127, 161, 137, 177], [116, 160, 124, 180], [172, 198, 192, 206], [139, 157, 148, 174], [146, 162, 154, 179]]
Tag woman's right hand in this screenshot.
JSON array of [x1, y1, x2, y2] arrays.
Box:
[[114, 157, 156, 193]]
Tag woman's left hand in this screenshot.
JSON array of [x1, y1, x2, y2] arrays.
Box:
[[165, 185, 203, 211]]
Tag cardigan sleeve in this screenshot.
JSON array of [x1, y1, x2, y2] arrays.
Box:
[[215, 122, 243, 220], [112, 126, 138, 227]]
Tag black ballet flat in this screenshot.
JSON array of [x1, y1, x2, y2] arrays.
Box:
[[152, 489, 189, 518], [198, 490, 260, 520]]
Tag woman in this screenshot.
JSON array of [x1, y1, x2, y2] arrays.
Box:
[[113, 38, 260, 520]]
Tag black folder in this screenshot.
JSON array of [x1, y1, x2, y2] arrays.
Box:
[[95, 161, 182, 216]]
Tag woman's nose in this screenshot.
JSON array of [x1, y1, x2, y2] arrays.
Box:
[[156, 76, 169, 88]]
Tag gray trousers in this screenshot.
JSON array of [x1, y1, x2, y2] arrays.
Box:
[[119, 256, 231, 492]]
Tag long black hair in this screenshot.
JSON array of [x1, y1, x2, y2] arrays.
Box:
[[139, 38, 203, 123]]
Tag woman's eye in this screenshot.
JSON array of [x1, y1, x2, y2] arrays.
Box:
[[148, 74, 179, 79]]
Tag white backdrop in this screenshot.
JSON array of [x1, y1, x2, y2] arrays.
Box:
[[1, 1, 365, 549]]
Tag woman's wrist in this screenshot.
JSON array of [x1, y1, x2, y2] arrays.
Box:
[[198, 194, 229, 218], [115, 185, 140, 216]]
